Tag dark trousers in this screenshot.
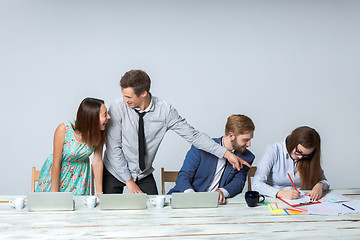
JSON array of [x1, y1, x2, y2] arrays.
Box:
[[103, 167, 158, 195]]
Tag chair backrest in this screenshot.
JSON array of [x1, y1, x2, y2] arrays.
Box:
[[31, 167, 41, 192], [161, 167, 179, 195], [247, 166, 257, 191]]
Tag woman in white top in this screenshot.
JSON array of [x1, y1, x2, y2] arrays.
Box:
[[252, 126, 329, 201]]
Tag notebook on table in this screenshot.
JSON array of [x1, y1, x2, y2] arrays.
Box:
[[27, 192, 74, 211], [170, 192, 219, 209], [99, 194, 147, 210], [278, 195, 321, 207]]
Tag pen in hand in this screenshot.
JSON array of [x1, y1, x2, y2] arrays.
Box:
[[287, 173, 299, 192]]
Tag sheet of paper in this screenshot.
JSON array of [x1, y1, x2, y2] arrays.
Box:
[[308, 202, 355, 215], [281, 195, 316, 206], [321, 193, 349, 203], [308, 202, 340, 215], [281, 192, 349, 206]]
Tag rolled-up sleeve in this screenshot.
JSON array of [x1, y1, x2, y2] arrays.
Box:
[[319, 169, 330, 190]]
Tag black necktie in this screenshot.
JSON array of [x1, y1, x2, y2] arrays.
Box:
[[136, 110, 146, 171]]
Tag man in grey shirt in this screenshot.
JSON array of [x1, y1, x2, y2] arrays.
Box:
[[103, 69, 251, 194]]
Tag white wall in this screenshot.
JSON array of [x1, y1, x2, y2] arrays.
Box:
[[1, 0, 359, 195]]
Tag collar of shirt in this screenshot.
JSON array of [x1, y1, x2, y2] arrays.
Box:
[[134, 96, 154, 113], [282, 138, 290, 159]]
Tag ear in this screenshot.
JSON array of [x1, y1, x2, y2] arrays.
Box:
[[228, 131, 236, 141], [140, 90, 148, 98]]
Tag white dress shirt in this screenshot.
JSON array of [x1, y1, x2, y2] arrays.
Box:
[[252, 139, 330, 198]]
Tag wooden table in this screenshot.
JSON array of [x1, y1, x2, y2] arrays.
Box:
[[1, 189, 359, 239]]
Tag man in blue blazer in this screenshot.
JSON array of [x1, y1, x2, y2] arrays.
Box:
[[168, 114, 255, 204]]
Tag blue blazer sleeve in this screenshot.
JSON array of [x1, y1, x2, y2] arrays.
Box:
[[167, 138, 255, 197], [167, 145, 202, 194]]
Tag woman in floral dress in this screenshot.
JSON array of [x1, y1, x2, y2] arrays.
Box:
[[36, 97, 111, 195]]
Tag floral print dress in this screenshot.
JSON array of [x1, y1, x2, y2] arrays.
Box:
[[36, 122, 94, 195]]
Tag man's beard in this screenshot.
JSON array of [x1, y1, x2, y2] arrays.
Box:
[[231, 139, 246, 153]]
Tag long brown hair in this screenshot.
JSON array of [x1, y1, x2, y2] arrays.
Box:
[[286, 126, 321, 190], [73, 98, 106, 149]]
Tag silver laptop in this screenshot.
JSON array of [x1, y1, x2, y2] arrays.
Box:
[[27, 192, 74, 211], [170, 192, 219, 209], [99, 194, 147, 210]]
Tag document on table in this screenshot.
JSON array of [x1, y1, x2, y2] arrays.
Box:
[[279, 192, 349, 207], [307, 194, 360, 216], [320, 193, 349, 203], [308, 201, 360, 215], [278, 192, 320, 207]]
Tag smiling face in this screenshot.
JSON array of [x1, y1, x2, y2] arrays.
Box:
[[121, 87, 148, 110], [230, 131, 253, 153], [290, 144, 315, 161], [99, 104, 110, 131]]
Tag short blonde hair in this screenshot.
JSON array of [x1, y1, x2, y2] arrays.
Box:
[[225, 114, 255, 136]]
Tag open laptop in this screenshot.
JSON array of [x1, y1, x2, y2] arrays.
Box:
[[27, 192, 74, 211], [170, 192, 219, 209], [99, 194, 147, 210]]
